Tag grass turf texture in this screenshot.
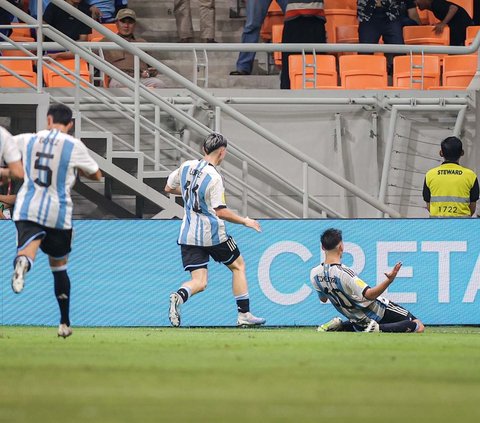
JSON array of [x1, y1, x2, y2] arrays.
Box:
[[0, 327, 479, 423]]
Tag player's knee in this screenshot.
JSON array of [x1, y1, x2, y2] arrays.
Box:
[[229, 255, 245, 272], [414, 320, 425, 333]]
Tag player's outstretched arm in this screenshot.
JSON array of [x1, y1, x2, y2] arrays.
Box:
[[364, 262, 402, 300], [164, 184, 182, 196], [215, 207, 261, 232]]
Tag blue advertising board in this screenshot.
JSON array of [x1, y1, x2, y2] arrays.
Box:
[[1, 219, 479, 326]]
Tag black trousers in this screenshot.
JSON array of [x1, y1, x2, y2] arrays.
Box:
[[280, 17, 326, 89]]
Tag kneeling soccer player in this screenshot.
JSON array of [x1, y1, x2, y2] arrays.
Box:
[[311, 228, 425, 333]]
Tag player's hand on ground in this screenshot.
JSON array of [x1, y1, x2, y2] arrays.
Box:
[[384, 262, 402, 282], [244, 217, 261, 232]]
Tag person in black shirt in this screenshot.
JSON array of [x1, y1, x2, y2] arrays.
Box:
[[400, 0, 421, 27], [0, 0, 23, 38], [43, 0, 92, 42], [416, 0, 473, 45]]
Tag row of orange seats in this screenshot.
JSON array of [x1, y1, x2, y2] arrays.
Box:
[[261, 0, 475, 43], [288, 54, 476, 90]]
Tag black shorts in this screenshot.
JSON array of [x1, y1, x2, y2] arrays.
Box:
[[181, 236, 241, 271], [15, 220, 73, 259], [380, 301, 417, 324]]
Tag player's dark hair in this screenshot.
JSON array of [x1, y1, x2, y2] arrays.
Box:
[[203, 132, 228, 154], [321, 228, 343, 251], [47, 103, 73, 126], [441, 136, 463, 161]]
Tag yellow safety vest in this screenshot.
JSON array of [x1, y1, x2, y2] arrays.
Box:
[[425, 162, 477, 217]]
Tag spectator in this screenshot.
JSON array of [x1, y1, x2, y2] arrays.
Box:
[[280, 1, 326, 89], [423, 136, 479, 217], [230, 0, 288, 76], [416, 0, 473, 46], [43, 0, 92, 42], [29, 0, 51, 19], [0, 0, 23, 38], [174, 0, 215, 43], [400, 0, 421, 27], [0, 166, 22, 220], [101, 8, 164, 88]]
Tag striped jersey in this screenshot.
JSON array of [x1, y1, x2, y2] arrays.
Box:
[[423, 161, 479, 217], [0, 126, 21, 165], [12, 129, 99, 230], [285, 1, 325, 21], [310, 263, 388, 325], [167, 159, 228, 246]]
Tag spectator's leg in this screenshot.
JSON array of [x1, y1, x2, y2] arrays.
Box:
[[141, 77, 165, 89], [199, 0, 215, 41], [174, 0, 194, 41], [358, 13, 382, 46], [449, 25, 468, 46], [234, 0, 272, 74], [381, 18, 404, 73]]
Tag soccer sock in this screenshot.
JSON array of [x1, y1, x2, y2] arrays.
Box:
[[52, 266, 71, 326], [339, 321, 355, 332], [177, 287, 191, 304], [235, 292, 250, 313], [13, 255, 32, 272], [379, 320, 418, 333]]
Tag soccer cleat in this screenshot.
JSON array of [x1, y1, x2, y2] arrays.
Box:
[[364, 320, 380, 333], [317, 316, 343, 332], [168, 293, 182, 327], [237, 312, 266, 327], [11, 256, 29, 294], [57, 324, 73, 338]]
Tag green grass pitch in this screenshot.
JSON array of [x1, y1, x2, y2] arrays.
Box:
[[1, 326, 480, 423]]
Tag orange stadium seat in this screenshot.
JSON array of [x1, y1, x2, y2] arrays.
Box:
[[339, 55, 388, 89], [324, 0, 357, 10], [416, 7, 430, 25], [403, 25, 450, 46], [88, 23, 118, 42], [288, 54, 338, 89], [0, 57, 36, 88], [393, 55, 440, 89], [451, 0, 473, 18], [260, 1, 285, 42], [10, 23, 35, 42], [441, 54, 477, 87], [465, 25, 480, 45], [335, 25, 358, 56], [272, 24, 284, 66], [324, 9, 357, 43], [43, 59, 90, 87]]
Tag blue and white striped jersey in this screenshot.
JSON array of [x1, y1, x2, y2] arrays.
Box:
[[0, 126, 21, 165], [310, 263, 388, 325], [167, 159, 228, 246], [12, 129, 99, 230]]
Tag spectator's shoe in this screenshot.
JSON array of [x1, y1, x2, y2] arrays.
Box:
[[237, 312, 266, 327], [179, 37, 193, 43], [364, 320, 380, 333], [229, 70, 250, 76], [317, 317, 343, 332], [169, 293, 182, 327], [57, 324, 73, 338], [11, 256, 29, 294], [204, 38, 217, 43]]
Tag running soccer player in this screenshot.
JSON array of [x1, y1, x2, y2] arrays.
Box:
[[11, 104, 102, 338], [311, 228, 425, 333], [165, 132, 266, 327]]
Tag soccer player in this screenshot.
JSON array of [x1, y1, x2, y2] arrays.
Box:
[[165, 133, 266, 327], [311, 228, 425, 333], [0, 126, 24, 185], [11, 104, 102, 338]]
